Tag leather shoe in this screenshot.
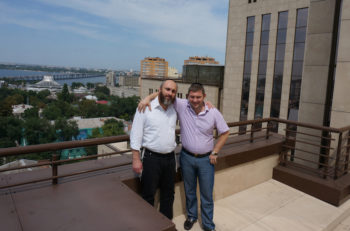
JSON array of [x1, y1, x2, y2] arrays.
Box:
[[202, 227, 216, 231], [184, 218, 196, 230]]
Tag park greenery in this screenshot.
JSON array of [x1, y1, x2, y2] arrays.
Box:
[[0, 82, 139, 164]]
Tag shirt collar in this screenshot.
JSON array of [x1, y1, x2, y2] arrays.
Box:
[[152, 96, 174, 111], [187, 101, 209, 115]]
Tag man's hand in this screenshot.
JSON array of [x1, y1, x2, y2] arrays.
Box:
[[209, 154, 218, 165], [138, 98, 151, 112], [206, 101, 215, 109], [133, 157, 143, 174]]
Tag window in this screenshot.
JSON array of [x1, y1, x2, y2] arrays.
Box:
[[270, 11, 288, 131], [149, 89, 153, 94], [239, 16, 255, 132], [254, 14, 271, 121], [288, 8, 309, 122]]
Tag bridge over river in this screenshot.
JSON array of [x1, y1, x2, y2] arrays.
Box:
[[1, 73, 105, 81]]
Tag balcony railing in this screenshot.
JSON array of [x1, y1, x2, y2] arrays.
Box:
[[0, 118, 349, 190]]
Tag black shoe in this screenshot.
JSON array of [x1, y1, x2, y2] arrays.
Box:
[[202, 226, 216, 231], [184, 218, 196, 230]]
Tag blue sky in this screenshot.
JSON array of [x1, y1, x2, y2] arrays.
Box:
[[0, 0, 229, 72]]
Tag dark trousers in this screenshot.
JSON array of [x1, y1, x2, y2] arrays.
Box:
[[141, 149, 176, 219]]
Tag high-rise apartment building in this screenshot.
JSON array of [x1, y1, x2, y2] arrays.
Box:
[[106, 72, 116, 87], [140, 57, 168, 78], [184, 56, 219, 65], [222, 0, 349, 133]]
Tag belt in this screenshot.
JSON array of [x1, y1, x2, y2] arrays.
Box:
[[182, 148, 211, 158], [144, 148, 174, 158]]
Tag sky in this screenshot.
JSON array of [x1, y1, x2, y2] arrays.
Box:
[[0, 0, 229, 72]]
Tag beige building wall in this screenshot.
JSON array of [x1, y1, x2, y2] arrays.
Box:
[[330, 0, 350, 129], [223, 0, 309, 132]]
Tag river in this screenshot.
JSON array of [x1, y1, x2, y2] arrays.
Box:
[[0, 69, 107, 86]]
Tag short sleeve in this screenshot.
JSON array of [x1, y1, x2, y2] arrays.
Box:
[[213, 109, 229, 135]]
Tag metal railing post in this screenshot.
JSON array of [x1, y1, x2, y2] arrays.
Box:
[[266, 121, 270, 140], [334, 132, 343, 179], [250, 122, 254, 143], [344, 130, 350, 175], [322, 132, 331, 179], [52, 154, 58, 185]]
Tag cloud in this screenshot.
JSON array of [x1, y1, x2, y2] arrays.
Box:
[[35, 0, 229, 51], [0, 2, 114, 41]]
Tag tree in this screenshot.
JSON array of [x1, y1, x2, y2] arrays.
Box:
[[89, 119, 125, 138], [55, 118, 79, 141], [58, 84, 73, 103], [102, 119, 125, 136], [95, 91, 108, 100], [0, 116, 23, 148], [86, 82, 95, 89], [94, 86, 110, 96], [37, 89, 51, 101], [0, 98, 13, 116], [23, 118, 57, 145], [42, 101, 75, 120], [78, 100, 98, 118], [71, 82, 84, 89], [42, 104, 62, 120], [23, 107, 39, 119]]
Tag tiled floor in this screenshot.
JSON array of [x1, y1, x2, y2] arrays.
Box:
[[173, 179, 350, 231]]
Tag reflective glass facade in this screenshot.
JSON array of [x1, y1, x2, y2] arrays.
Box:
[[254, 14, 271, 120], [240, 16, 255, 132], [270, 11, 288, 131], [288, 8, 308, 122]]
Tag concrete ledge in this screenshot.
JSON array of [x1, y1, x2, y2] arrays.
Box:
[[273, 164, 350, 206]]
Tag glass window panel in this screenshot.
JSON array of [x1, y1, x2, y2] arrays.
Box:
[[274, 61, 284, 76], [277, 29, 287, 44], [293, 43, 305, 61], [245, 45, 253, 61], [291, 61, 303, 76], [262, 14, 271, 31], [296, 8, 309, 27], [275, 44, 286, 61], [272, 78, 283, 100], [260, 31, 270, 45], [270, 101, 281, 118], [244, 61, 252, 74], [257, 75, 266, 89], [258, 61, 267, 75], [247, 16, 255, 32], [278, 11, 289, 29], [246, 32, 254, 45], [259, 45, 269, 61], [295, 27, 306, 43]]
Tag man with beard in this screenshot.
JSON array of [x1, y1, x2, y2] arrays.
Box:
[[130, 79, 177, 219]]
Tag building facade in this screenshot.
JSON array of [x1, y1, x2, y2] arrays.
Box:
[[222, 0, 349, 133], [168, 66, 179, 78], [140, 57, 168, 78], [106, 72, 116, 87]]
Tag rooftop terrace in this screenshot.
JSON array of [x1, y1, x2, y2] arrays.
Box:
[[1, 118, 350, 230]]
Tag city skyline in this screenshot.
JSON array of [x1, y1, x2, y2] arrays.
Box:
[[0, 0, 229, 72]]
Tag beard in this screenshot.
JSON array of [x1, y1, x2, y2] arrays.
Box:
[[159, 91, 175, 106]]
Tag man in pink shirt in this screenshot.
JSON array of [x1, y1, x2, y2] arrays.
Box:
[[140, 83, 229, 231]]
